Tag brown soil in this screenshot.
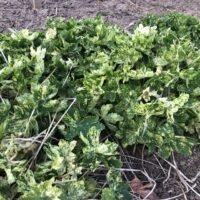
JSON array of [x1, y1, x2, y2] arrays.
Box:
[[1, 0, 200, 32], [0, 0, 200, 199]]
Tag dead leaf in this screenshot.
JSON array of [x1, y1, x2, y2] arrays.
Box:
[[131, 176, 160, 200]]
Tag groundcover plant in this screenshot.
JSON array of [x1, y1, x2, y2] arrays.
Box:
[[0, 12, 199, 199]]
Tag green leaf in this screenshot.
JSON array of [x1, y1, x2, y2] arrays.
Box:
[[80, 127, 119, 170], [63, 115, 104, 140], [102, 188, 116, 200], [45, 140, 81, 177], [153, 57, 168, 67], [19, 179, 62, 200], [102, 169, 131, 200], [101, 104, 113, 118], [104, 113, 123, 124], [30, 46, 46, 76], [60, 180, 92, 200], [5, 169, 15, 184]]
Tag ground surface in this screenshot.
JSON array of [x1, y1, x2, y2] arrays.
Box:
[[0, 0, 200, 199], [1, 0, 200, 32]]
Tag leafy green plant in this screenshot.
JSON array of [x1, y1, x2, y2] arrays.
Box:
[[0, 13, 199, 199], [139, 12, 200, 47]]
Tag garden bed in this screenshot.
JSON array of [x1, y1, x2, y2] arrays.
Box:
[[0, 1, 200, 199]]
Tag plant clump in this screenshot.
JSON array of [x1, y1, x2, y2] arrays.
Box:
[[0, 12, 199, 199]]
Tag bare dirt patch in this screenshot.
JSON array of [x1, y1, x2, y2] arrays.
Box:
[[1, 0, 200, 32]]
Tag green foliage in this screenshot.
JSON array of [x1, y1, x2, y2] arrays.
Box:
[[101, 170, 131, 200], [45, 140, 82, 177], [139, 12, 200, 47], [80, 127, 120, 169], [19, 179, 62, 200], [0, 13, 199, 199]]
